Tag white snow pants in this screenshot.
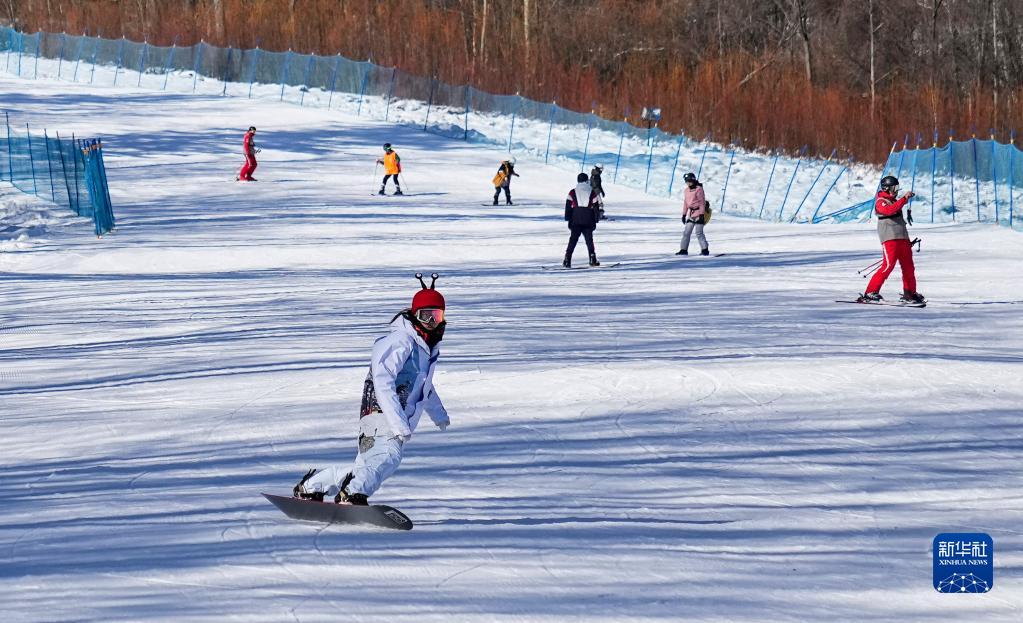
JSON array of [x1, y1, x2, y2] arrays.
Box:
[[303, 436, 405, 498], [681, 221, 708, 252]]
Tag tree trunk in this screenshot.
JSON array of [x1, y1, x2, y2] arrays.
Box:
[[930, 0, 944, 128], [523, 0, 531, 85], [793, 0, 812, 84], [991, 0, 999, 127], [480, 0, 488, 66], [869, 0, 875, 119], [213, 0, 225, 43]]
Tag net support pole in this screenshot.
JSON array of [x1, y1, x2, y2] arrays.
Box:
[[544, 100, 556, 164], [667, 131, 686, 197], [423, 77, 436, 131], [811, 165, 849, 223], [758, 150, 780, 219], [612, 114, 627, 183], [777, 145, 808, 221], [26, 123, 38, 195], [163, 35, 179, 91], [507, 92, 521, 152], [791, 148, 836, 223], [720, 145, 737, 214]]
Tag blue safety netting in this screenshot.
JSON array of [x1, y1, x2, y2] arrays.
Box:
[[813, 136, 1022, 228], [1, 113, 115, 235]]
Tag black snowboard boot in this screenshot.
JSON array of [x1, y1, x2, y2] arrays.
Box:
[[700, 247, 710, 256], [293, 468, 325, 502], [675, 248, 688, 256], [335, 490, 369, 506], [562, 254, 571, 269], [394, 188, 403, 196], [857, 291, 883, 303], [589, 254, 600, 267], [377, 187, 386, 196], [493, 198, 499, 206]]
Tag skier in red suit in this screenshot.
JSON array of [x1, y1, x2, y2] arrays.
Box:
[[237, 126, 259, 181], [859, 175, 925, 304]]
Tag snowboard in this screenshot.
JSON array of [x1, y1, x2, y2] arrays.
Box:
[[541, 262, 621, 270], [675, 253, 725, 258], [835, 299, 926, 308], [262, 493, 413, 530]]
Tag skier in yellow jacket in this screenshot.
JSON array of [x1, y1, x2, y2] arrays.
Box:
[[377, 143, 403, 196]]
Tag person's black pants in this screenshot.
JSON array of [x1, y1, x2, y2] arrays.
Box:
[[565, 226, 595, 259], [494, 185, 511, 203]]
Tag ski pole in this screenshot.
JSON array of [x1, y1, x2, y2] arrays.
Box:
[[372, 161, 379, 191], [858, 258, 883, 277], [858, 237, 921, 277], [399, 172, 411, 194]]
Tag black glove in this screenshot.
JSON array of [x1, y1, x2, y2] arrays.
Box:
[[907, 209, 913, 225]]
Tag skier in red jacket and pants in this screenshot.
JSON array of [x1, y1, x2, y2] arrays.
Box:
[[859, 175, 925, 304], [237, 126, 258, 181]]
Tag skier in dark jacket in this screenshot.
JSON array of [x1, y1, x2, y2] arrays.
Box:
[[493, 157, 519, 205], [858, 175, 924, 304], [589, 163, 607, 220], [562, 173, 601, 268]]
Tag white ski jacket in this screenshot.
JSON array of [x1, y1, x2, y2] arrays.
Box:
[[361, 314, 448, 439]]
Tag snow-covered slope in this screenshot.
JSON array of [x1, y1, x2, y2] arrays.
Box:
[[1, 75, 1022, 622]]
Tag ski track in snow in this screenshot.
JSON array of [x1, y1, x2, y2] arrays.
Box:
[[1, 73, 1023, 621]]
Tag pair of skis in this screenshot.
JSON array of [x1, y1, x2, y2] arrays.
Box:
[[541, 262, 621, 271], [835, 298, 926, 308]]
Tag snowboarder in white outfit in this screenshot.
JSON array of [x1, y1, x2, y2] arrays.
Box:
[[294, 274, 450, 505]]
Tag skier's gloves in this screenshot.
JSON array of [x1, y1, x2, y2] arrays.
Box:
[[907, 209, 913, 225]]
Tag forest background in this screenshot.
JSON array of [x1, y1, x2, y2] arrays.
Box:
[[4, 0, 1021, 163]]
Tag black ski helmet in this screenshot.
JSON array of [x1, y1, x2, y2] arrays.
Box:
[[248, 126, 256, 132], [880, 175, 899, 191], [577, 172, 589, 183], [383, 143, 392, 150], [683, 172, 697, 184]]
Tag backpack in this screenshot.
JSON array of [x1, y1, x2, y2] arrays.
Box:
[[492, 170, 507, 188], [704, 200, 713, 225]]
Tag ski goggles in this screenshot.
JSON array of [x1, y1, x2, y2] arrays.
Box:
[[415, 308, 445, 325]]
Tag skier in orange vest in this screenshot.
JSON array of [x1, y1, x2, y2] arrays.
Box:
[[376, 143, 403, 196]]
